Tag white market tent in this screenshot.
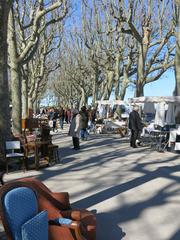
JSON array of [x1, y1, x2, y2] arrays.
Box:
[[96, 100, 127, 105], [95, 100, 129, 119], [128, 96, 180, 104], [128, 96, 180, 126]]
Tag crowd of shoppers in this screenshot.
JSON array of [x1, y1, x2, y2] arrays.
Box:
[[39, 105, 96, 150], [40, 104, 145, 150]]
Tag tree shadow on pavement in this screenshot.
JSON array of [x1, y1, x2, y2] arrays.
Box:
[[71, 163, 180, 239], [96, 212, 126, 240], [4, 132, 180, 240], [169, 229, 180, 240]]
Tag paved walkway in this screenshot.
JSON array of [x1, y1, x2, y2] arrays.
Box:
[[1, 125, 180, 240]]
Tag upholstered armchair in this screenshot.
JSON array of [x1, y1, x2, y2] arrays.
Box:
[[0, 184, 49, 240], [16, 178, 96, 240], [0, 180, 96, 240]]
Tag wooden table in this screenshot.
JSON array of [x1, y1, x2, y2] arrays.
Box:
[[24, 140, 50, 170]]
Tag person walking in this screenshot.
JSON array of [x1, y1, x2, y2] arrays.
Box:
[[128, 105, 144, 148], [52, 108, 59, 132], [80, 106, 89, 140], [67, 108, 71, 123], [59, 107, 65, 129], [68, 109, 81, 150]]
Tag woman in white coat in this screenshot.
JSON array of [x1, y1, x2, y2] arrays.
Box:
[[68, 109, 81, 150]]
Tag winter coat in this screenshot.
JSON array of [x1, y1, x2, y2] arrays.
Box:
[[68, 113, 81, 138], [80, 111, 88, 129], [128, 110, 143, 131], [53, 111, 59, 120]]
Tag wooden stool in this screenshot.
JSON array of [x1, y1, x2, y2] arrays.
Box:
[[48, 144, 60, 164]]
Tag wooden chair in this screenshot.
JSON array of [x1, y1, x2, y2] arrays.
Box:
[[40, 127, 60, 164], [23, 132, 38, 170], [23, 131, 50, 170], [5, 141, 26, 174]]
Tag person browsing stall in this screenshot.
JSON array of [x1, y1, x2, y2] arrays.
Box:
[[128, 105, 144, 148]]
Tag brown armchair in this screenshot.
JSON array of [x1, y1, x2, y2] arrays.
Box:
[[16, 178, 96, 240]]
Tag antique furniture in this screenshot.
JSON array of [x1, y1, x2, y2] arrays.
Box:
[[0, 180, 96, 240], [16, 178, 96, 240], [0, 184, 49, 240]]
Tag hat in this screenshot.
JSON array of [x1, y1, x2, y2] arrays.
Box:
[[72, 109, 79, 114], [81, 106, 86, 111]]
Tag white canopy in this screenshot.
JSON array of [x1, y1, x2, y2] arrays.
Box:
[[96, 100, 126, 105], [165, 103, 176, 124], [154, 102, 166, 127], [128, 96, 180, 103], [96, 100, 129, 118]]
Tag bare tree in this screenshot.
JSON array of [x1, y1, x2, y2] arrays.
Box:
[[81, 0, 137, 101], [43, 0, 176, 108], [110, 0, 175, 97], [52, 36, 93, 108], [8, 0, 68, 135], [24, 26, 62, 114]]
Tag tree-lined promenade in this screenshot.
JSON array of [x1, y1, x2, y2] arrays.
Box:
[[0, 0, 180, 149]]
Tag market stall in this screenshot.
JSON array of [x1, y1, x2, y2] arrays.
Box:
[[128, 96, 180, 152], [95, 100, 130, 136], [128, 96, 180, 125]]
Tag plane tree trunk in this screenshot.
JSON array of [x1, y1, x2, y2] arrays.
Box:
[[0, 0, 11, 152]]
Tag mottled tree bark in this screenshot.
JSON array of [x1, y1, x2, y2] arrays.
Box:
[[92, 65, 99, 106], [8, 8, 22, 135], [22, 77, 28, 119], [79, 86, 87, 109], [0, 0, 11, 151], [101, 71, 114, 100]]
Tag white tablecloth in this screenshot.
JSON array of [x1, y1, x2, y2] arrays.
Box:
[[169, 128, 180, 150], [104, 120, 126, 129], [169, 129, 177, 143], [141, 123, 155, 136]]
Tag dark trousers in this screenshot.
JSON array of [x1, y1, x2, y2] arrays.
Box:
[[130, 130, 139, 147], [72, 137, 80, 149], [81, 128, 88, 139], [53, 120, 56, 131]]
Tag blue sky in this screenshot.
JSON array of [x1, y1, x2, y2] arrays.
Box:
[[144, 71, 175, 96], [87, 70, 175, 105], [124, 69, 175, 99]]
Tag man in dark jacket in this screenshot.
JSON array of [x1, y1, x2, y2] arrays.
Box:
[[128, 105, 144, 148]]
